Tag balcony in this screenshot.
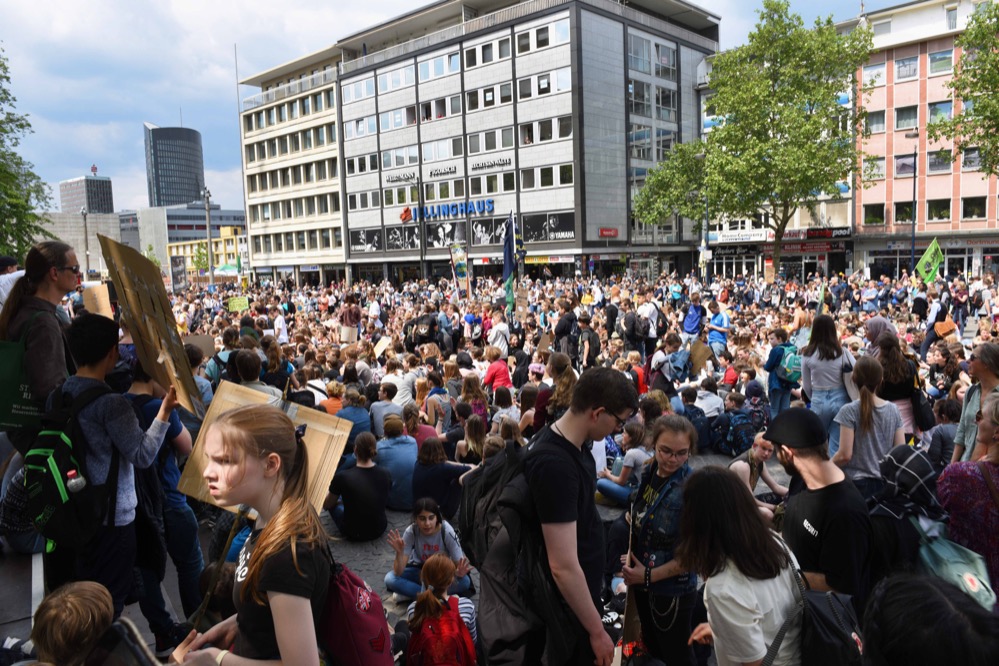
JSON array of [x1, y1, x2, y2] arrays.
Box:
[[243, 69, 338, 111]]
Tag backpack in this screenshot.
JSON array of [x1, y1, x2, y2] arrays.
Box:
[[681, 404, 711, 454], [652, 305, 668, 338], [718, 411, 756, 457], [319, 551, 394, 666], [24, 386, 118, 552], [775, 345, 802, 384], [211, 351, 240, 390], [747, 396, 771, 433], [636, 315, 651, 338], [0, 311, 47, 431], [971, 290, 984, 310], [458, 441, 524, 569], [406, 596, 477, 666]]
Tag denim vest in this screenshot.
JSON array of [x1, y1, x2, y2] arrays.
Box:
[[630, 462, 698, 596]]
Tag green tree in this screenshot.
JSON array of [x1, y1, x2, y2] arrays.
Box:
[[143, 243, 161, 268], [0, 45, 53, 258], [634, 0, 873, 273], [192, 244, 208, 272], [928, 2, 999, 176]]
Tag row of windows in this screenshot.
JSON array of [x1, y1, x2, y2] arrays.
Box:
[[863, 49, 954, 86], [342, 77, 376, 104], [245, 125, 336, 163], [628, 80, 677, 121], [346, 153, 379, 175], [628, 126, 677, 162], [865, 147, 982, 179], [517, 67, 572, 100], [520, 116, 573, 145], [628, 34, 677, 81], [344, 115, 378, 140], [253, 228, 343, 254], [514, 19, 570, 57], [465, 36, 512, 69], [377, 65, 416, 94], [246, 159, 339, 194], [466, 81, 512, 111], [862, 197, 990, 225], [419, 52, 461, 83], [347, 190, 382, 211], [866, 100, 962, 133], [244, 91, 335, 133], [251, 194, 342, 222]]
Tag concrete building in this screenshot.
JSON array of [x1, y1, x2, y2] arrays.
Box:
[[59, 171, 115, 214], [845, 0, 999, 279], [119, 203, 246, 270], [239, 0, 720, 285], [167, 226, 248, 283], [144, 123, 206, 207], [34, 211, 121, 278]]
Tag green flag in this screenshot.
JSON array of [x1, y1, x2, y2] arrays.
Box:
[[916, 238, 944, 284]]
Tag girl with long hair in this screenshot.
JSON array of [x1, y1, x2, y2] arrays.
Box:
[[875, 331, 919, 439], [385, 498, 472, 600], [456, 414, 487, 465], [460, 374, 489, 421], [518, 383, 539, 438], [678, 467, 801, 665], [924, 342, 961, 400], [403, 402, 437, 449], [833, 356, 905, 499], [800, 314, 852, 455], [533, 352, 576, 431], [405, 553, 478, 662], [443, 360, 463, 400], [185, 405, 329, 664]]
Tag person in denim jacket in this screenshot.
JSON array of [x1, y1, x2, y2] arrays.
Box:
[[622, 415, 699, 665]]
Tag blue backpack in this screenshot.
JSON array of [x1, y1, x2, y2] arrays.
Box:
[[718, 411, 757, 457], [682, 404, 712, 453]]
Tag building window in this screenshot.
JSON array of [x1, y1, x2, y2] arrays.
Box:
[[628, 34, 651, 74], [895, 154, 915, 177], [895, 106, 918, 130], [539, 167, 554, 187], [518, 79, 532, 100], [866, 110, 886, 133], [517, 32, 531, 54], [263, 235, 272, 252], [537, 73, 551, 96], [629, 80, 651, 117], [253, 236, 262, 253], [928, 199, 951, 220], [947, 7, 958, 30], [558, 116, 573, 139], [628, 124, 652, 161], [503, 172, 516, 192], [896, 56, 918, 81], [321, 229, 331, 248], [553, 19, 569, 44], [655, 129, 676, 161], [521, 169, 535, 190], [560, 164, 574, 185], [500, 83, 512, 104], [655, 44, 677, 81], [482, 43, 493, 64], [964, 196, 987, 219], [863, 203, 885, 225], [929, 50, 953, 74], [873, 20, 891, 36], [928, 100, 953, 123], [655, 87, 677, 123], [536, 26, 550, 48], [963, 147, 981, 170], [467, 90, 479, 111], [864, 63, 885, 86], [465, 48, 477, 68], [927, 150, 952, 173], [894, 201, 913, 224], [866, 157, 886, 180], [555, 67, 571, 92]]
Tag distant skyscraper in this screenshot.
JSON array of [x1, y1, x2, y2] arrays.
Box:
[[143, 122, 206, 207], [59, 166, 114, 213]]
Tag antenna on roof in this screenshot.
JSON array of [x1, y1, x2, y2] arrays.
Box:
[[180, 106, 184, 127]]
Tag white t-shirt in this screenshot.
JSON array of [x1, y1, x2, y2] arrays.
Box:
[[705, 549, 802, 666], [273, 313, 289, 343]]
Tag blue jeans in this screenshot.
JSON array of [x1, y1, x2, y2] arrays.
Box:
[[163, 503, 205, 618], [596, 478, 634, 507], [670, 396, 685, 416], [810, 387, 849, 457], [769, 388, 791, 419], [138, 566, 175, 635], [385, 564, 472, 600], [709, 341, 727, 359]]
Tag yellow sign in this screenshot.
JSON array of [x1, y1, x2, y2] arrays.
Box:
[[228, 296, 249, 312]]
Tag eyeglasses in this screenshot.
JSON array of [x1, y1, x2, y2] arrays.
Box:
[[57, 265, 81, 275], [605, 409, 633, 430], [658, 447, 690, 459]]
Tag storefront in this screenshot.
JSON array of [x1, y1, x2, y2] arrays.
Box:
[[763, 242, 845, 281], [864, 240, 977, 280], [709, 245, 758, 279]]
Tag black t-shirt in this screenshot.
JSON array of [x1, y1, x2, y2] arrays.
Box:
[[232, 531, 331, 659], [412, 462, 469, 519], [782, 479, 871, 609], [524, 426, 604, 606], [579, 328, 600, 367], [444, 425, 464, 460], [329, 465, 392, 541]]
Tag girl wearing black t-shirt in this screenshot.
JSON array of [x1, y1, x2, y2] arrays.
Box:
[[185, 405, 330, 665]]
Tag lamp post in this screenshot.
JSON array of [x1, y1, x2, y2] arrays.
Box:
[[904, 130, 919, 274], [702, 193, 710, 283], [202, 186, 215, 286], [79, 207, 90, 277]]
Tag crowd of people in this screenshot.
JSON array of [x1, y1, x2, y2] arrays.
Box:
[[2, 240, 999, 666]]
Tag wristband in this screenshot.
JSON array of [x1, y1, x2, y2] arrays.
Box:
[[216, 650, 230, 665]]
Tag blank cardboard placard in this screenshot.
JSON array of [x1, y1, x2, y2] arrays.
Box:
[[177, 381, 352, 514], [184, 335, 216, 361], [83, 284, 114, 318], [515, 288, 529, 324], [373, 336, 391, 359], [98, 234, 204, 417], [538, 332, 552, 353], [690, 339, 713, 377]]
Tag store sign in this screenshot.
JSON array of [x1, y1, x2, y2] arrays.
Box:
[[598, 227, 619, 238], [525, 255, 575, 264], [591, 254, 627, 261], [386, 172, 415, 183], [349, 229, 383, 253], [717, 229, 769, 243], [713, 245, 755, 256], [301, 265, 320, 271], [412, 198, 494, 222], [763, 241, 845, 255], [429, 166, 457, 178], [470, 157, 512, 171], [806, 227, 851, 239]]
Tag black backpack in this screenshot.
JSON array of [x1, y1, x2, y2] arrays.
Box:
[[24, 386, 118, 552], [653, 304, 668, 338], [458, 441, 525, 569], [211, 351, 240, 390]]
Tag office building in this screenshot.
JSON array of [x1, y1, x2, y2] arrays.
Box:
[[119, 203, 246, 270], [167, 225, 248, 283], [239, 0, 720, 284], [34, 210, 121, 278], [144, 123, 206, 207], [59, 171, 115, 214]]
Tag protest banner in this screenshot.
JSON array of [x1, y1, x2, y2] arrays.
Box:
[[82, 283, 114, 318], [515, 288, 529, 324], [228, 296, 249, 313], [538, 332, 552, 353], [177, 381, 352, 514]]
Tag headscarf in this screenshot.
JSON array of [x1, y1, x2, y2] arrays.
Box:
[[869, 445, 947, 522], [864, 316, 898, 357]]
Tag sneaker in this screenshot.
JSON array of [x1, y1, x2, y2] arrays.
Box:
[[154, 622, 194, 659]]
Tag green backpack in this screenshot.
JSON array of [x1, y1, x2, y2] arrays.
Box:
[[775, 345, 802, 384], [909, 516, 997, 610]]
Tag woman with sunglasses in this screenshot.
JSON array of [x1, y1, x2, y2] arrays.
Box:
[[952, 343, 999, 462], [0, 241, 80, 414], [622, 415, 699, 665]]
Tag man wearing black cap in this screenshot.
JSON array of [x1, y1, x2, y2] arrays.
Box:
[[764, 408, 872, 615]]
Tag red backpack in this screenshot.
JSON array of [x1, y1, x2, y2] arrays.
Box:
[[407, 596, 477, 665], [319, 558, 393, 666]]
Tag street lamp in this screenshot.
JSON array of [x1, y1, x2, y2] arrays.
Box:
[[401, 174, 427, 280], [904, 130, 919, 274], [693, 153, 710, 283], [202, 187, 215, 286], [79, 206, 90, 277]]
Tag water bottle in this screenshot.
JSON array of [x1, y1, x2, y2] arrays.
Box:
[[611, 455, 624, 476], [66, 469, 87, 493]]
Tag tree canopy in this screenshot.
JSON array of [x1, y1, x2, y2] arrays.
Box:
[[634, 0, 873, 271], [928, 2, 999, 177], [0, 45, 52, 259]]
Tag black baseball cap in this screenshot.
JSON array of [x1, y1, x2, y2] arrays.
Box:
[[762, 408, 828, 448], [0, 256, 17, 270]]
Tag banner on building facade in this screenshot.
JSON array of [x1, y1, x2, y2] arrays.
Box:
[[170, 255, 187, 293]]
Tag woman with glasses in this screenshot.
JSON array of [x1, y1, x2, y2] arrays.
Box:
[[952, 343, 999, 462], [621, 415, 699, 665], [0, 241, 80, 411]]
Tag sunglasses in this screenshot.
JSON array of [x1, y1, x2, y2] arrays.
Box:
[[58, 265, 81, 275]]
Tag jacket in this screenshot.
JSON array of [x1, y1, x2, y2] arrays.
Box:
[[630, 462, 698, 596], [7, 297, 75, 402]]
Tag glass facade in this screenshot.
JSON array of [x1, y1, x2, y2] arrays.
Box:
[[144, 124, 206, 207]]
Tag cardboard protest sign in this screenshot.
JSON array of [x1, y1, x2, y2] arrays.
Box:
[[83, 284, 114, 318], [177, 381, 352, 514], [515, 288, 529, 324], [689, 339, 713, 377], [340, 325, 359, 343], [538, 332, 552, 353], [184, 335, 216, 361], [373, 336, 392, 359], [98, 235, 203, 416], [228, 296, 249, 312]]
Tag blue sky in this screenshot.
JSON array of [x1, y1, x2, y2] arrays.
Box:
[[2, 0, 896, 212]]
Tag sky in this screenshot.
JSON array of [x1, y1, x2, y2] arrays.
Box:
[[2, 0, 899, 213]]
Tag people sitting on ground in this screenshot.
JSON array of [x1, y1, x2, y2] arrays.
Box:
[[325, 432, 391, 542], [385, 498, 472, 602], [235, 349, 283, 401], [402, 553, 478, 664], [376, 413, 418, 512], [456, 414, 487, 465], [596, 422, 649, 506], [412, 437, 473, 521], [370, 382, 405, 438], [728, 433, 789, 523]]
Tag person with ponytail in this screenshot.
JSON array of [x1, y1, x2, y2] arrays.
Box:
[[0, 241, 80, 405], [832, 356, 904, 499], [185, 405, 330, 665], [532, 352, 577, 431], [408, 553, 478, 652]]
